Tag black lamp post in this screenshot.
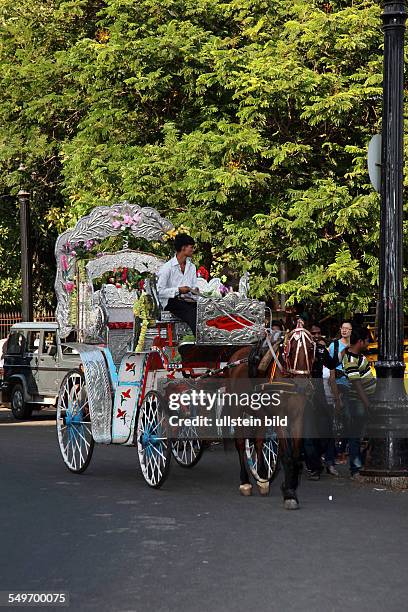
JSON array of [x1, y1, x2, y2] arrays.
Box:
[[17, 164, 33, 322], [362, 0, 408, 482]]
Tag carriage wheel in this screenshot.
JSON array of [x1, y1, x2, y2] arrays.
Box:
[[56, 368, 94, 474], [245, 428, 280, 483], [136, 391, 171, 488], [172, 435, 204, 468]]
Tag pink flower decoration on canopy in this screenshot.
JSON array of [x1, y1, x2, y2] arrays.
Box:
[[64, 281, 75, 293], [123, 213, 133, 226], [110, 211, 142, 232], [61, 255, 69, 272]]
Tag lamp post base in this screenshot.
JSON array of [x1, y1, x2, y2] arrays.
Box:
[[358, 472, 408, 490], [360, 380, 408, 487]]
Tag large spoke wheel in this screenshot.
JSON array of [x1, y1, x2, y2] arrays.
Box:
[[56, 369, 94, 474], [136, 391, 171, 488], [172, 429, 204, 468], [245, 427, 280, 483]]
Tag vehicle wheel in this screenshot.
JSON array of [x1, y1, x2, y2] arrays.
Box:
[[10, 384, 33, 419], [136, 391, 171, 488], [172, 436, 204, 468], [56, 369, 94, 474], [245, 427, 280, 483]]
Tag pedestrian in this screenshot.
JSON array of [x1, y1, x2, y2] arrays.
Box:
[[342, 327, 376, 478], [328, 320, 353, 462], [0, 335, 8, 375], [304, 323, 339, 480]]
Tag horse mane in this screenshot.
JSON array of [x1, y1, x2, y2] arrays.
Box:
[[248, 338, 265, 378]]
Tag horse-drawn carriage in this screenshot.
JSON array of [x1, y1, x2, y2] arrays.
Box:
[[55, 202, 281, 489]]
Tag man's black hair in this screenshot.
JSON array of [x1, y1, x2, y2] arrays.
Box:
[[271, 320, 283, 330], [310, 322, 321, 330], [352, 313, 365, 327], [340, 319, 353, 327], [174, 233, 195, 252], [350, 327, 370, 345]]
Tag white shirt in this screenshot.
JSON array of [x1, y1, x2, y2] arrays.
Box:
[[156, 255, 198, 309]]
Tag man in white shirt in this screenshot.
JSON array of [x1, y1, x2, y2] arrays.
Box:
[[156, 234, 199, 334]]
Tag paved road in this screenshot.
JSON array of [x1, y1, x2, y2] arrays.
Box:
[[1, 406, 408, 612]]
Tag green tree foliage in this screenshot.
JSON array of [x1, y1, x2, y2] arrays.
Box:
[[0, 0, 105, 308], [0, 0, 402, 314]]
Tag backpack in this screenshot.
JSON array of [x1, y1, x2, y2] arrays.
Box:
[[333, 338, 347, 378], [333, 338, 340, 368]]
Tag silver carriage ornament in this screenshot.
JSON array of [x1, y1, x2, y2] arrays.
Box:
[[55, 202, 172, 340], [196, 292, 265, 345], [85, 251, 165, 345]]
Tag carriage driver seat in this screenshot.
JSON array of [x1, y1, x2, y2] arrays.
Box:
[[144, 276, 182, 324], [144, 276, 194, 343]]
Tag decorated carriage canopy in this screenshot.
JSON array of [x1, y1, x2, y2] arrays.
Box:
[[54, 201, 265, 346]]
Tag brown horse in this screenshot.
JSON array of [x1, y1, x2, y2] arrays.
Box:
[[227, 319, 316, 509]]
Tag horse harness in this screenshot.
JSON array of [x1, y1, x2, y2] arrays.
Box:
[[189, 322, 316, 391], [248, 323, 316, 396]]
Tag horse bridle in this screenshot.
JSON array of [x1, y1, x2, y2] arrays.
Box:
[[265, 320, 316, 377], [284, 321, 316, 375]]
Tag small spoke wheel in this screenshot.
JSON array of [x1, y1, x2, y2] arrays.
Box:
[[56, 368, 94, 474], [137, 391, 171, 488], [172, 429, 204, 468], [245, 427, 280, 483]]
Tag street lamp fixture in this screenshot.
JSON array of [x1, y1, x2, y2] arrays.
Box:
[[17, 172, 33, 322]]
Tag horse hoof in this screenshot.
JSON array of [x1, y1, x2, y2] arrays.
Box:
[[257, 480, 270, 496], [284, 498, 299, 510], [239, 483, 253, 496]]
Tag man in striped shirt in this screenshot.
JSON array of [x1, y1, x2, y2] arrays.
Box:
[[342, 327, 376, 478]]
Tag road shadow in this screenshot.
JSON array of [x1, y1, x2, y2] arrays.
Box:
[[0, 407, 56, 424]]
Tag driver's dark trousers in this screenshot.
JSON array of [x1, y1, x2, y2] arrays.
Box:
[[165, 298, 197, 335]]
